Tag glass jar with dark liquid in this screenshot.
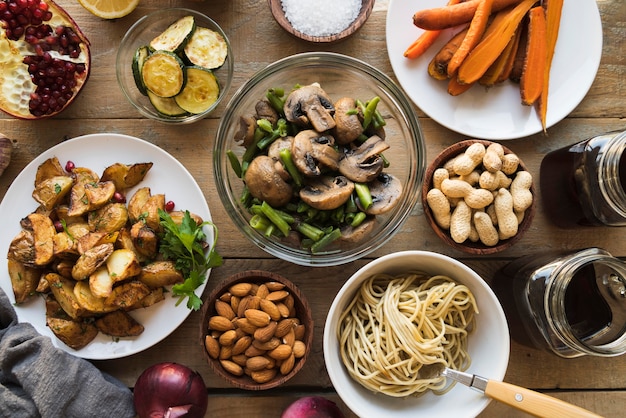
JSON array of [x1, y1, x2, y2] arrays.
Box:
[[493, 248, 626, 358], [540, 130, 626, 227]]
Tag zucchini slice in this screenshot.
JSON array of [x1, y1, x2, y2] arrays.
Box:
[[174, 66, 219, 114], [147, 91, 188, 117], [132, 46, 151, 96], [183, 27, 228, 70], [149, 15, 196, 53], [141, 51, 186, 98]]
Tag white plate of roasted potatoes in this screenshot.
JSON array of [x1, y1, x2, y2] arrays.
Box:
[[0, 133, 214, 359], [386, 0, 602, 139]]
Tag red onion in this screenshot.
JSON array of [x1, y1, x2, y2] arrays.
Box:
[[134, 362, 208, 418], [281, 396, 345, 418]]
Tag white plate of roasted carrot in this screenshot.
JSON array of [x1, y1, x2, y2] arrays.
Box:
[[386, 0, 602, 140]]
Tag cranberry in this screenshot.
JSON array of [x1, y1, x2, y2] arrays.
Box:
[[165, 200, 175, 212], [64, 160, 75, 172]]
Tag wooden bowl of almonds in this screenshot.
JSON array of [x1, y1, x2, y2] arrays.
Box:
[[422, 139, 536, 255], [200, 270, 313, 390]]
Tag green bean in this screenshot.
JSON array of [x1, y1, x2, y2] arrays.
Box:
[[240, 186, 252, 208], [362, 96, 380, 130], [295, 222, 324, 242], [242, 128, 265, 163], [226, 150, 242, 178], [331, 205, 345, 223], [250, 214, 271, 232], [345, 194, 358, 213], [311, 228, 342, 253], [260, 201, 290, 237], [279, 148, 303, 188], [250, 204, 294, 224], [355, 183, 373, 210], [350, 212, 367, 227], [266, 88, 285, 113]]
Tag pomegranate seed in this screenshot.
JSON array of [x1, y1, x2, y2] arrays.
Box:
[[65, 160, 75, 172], [165, 201, 175, 212], [53, 220, 64, 232], [113, 192, 126, 203]]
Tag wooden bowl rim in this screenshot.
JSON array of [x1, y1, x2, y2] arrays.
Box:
[[421, 139, 536, 255], [199, 270, 314, 390], [267, 0, 375, 43]]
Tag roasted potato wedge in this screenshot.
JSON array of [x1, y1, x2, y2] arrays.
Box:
[[95, 310, 144, 337], [32, 175, 73, 211], [83, 181, 116, 210], [104, 281, 150, 310], [127, 187, 151, 223], [130, 221, 159, 259], [7, 230, 35, 265], [71, 243, 114, 280], [127, 287, 165, 310], [88, 203, 128, 233], [138, 260, 183, 289], [7, 258, 41, 303], [106, 248, 142, 281], [115, 228, 149, 263], [23, 213, 56, 266], [45, 272, 85, 319], [77, 231, 118, 255], [53, 232, 78, 258], [46, 316, 98, 350], [54, 204, 87, 226], [89, 266, 115, 298], [143, 193, 165, 232], [73, 280, 118, 314], [101, 162, 153, 190], [34, 157, 65, 186], [168, 210, 203, 226]]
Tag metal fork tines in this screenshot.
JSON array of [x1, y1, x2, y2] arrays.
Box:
[[442, 368, 488, 392]]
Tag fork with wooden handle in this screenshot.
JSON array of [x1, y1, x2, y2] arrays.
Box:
[[442, 368, 604, 418]]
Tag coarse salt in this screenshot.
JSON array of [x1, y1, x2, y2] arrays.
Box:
[[281, 0, 362, 37]]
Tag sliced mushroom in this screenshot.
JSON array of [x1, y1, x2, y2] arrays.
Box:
[[244, 155, 293, 207], [234, 114, 257, 148], [299, 175, 354, 210], [339, 135, 390, 183], [283, 83, 336, 132], [291, 130, 339, 177], [255, 99, 279, 126], [340, 217, 377, 243], [361, 173, 403, 215], [333, 97, 364, 145], [267, 136, 294, 161]]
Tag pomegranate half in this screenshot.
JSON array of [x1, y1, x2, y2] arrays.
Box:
[[0, 0, 91, 119]]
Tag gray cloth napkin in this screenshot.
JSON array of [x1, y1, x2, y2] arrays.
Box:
[[0, 287, 136, 418]]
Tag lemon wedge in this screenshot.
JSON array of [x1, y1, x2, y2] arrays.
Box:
[[77, 0, 140, 19]]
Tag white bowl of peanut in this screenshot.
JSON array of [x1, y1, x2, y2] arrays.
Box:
[[422, 139, 536, 255], [199, 270, 313, 390]]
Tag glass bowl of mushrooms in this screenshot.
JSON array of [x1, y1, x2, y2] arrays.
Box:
[[214, 52, 425, 266]]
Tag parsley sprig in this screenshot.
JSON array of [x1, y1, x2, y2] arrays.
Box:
[[158, 209, 222, 311]]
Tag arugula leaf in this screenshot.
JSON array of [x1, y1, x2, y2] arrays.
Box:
[[158, 209, 222, 310]]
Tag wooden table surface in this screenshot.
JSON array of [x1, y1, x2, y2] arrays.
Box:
[[1, 0, 625, 417]]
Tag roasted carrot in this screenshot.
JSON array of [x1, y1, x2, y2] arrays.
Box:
[[508, 16, 529, 83], [404, 0, 462, 59], [448, 76, 474, 96], [537, 0, 564, 132], [480, 25, 521, 86], [412, 0, 522, 31], [520, 6, 547, 106], [456, 0, 536, 85], [427, 27, 470, 80], [446, 0, 494, 77]]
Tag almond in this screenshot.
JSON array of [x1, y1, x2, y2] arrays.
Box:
[[266, 290, 289, 302], [293, 340, 306, 358], [276, 302, 290, 318], [254, 321, 277, 343], [237, 295, 253, 318], [251, 368, 276, 384], [259, 298, 281, 321], [294, 324, 306, 341], [244, 345, 266, 358], [282, 327, 296, 347], [245, 309, 271, 327], [219, 292, 232, 302], [275, 318, 295, 338], [268, 344, 292, 360], [215, 299, 236, 320], [280, 353, 296, 375], [232, 335, 252, 355], [256, 283, 269, 299], [246, 355, 271, 371], [208, 315, 235, 332], [230, 295, 240, 314], [231, 354, 248, 367], [229, 282, 253, 297], [218, 329, 238, 346], [266, 281, 285, 291], [234, 318, 257, 335], [220, 359, 243, 376], [253, 337, 280, 351], [219, 344, 233, 360], [204, 335, 220, 359]]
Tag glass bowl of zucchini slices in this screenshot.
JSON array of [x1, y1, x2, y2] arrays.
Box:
[[116, 8, 233, 123]]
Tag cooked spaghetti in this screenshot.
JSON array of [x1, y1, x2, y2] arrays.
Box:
[[337, 272, 478, 397]]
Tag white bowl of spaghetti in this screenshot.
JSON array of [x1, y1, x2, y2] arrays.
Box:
[[323, 251, 509, 418]]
